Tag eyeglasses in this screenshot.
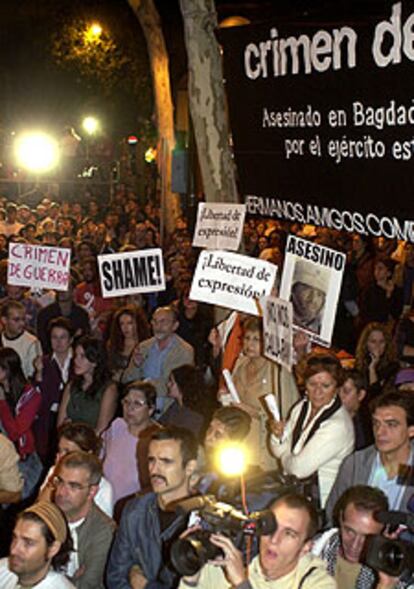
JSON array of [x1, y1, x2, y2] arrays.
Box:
[[52, 475, 93, 492], [121, 398, 147, 410]]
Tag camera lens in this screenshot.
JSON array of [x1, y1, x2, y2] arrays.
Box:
[[171, 532, 222, 576]]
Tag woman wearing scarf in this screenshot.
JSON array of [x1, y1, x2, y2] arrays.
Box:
[[270, 352, 354, 508]]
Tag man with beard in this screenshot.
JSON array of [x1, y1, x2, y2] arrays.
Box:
[[122, 306, 194, 412], [106, 426, 198, 589], [0, 501, 74, 588]]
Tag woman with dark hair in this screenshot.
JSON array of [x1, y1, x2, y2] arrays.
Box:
[[270, 352, 354, 507], [33, 317, 74, 466], [102, 380, 161, 503], [0, 347, 42, 499], [57, 336, 117, 434], [160, 365, 205, 438], [359, 257, 403, 328], [107, 305, 150, 380], [355, 322, 399, 401]]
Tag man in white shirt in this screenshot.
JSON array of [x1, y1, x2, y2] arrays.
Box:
[[0, 300, 41, 378], [0, 500, 75, 588]]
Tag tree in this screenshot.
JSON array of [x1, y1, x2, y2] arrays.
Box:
[[127, 0, 181, 233], [179, 0, 238, 204]]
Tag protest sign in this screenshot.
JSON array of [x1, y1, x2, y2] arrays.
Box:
[[98, 248, 165, 298], [192, 203, 246, 251], [260, 296, 293, 371], [219, 2, 414, 241], [8, 243, 71, 291], [190, 250, 277, 315], [279, 235, 346, 347]]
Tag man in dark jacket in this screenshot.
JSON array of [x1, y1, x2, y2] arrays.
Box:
[[106, 426, 198, 589]]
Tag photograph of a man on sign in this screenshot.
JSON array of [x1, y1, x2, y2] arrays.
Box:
[[290, 259, 330, 336]]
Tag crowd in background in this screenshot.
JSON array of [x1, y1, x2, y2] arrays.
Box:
[[0, 186, 413, 588]]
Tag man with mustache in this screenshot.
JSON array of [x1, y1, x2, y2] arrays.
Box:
[[106, 426, 198, 589]]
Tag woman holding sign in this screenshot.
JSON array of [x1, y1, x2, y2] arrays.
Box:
[[57, 336, 118, 435], [228, 317, 299, 471], [270, 352, 354, 508]]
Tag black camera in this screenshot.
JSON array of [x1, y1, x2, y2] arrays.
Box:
[[365, 535, 414, 577], [364, 511, 414, 577], [171, 495, 276, 576]]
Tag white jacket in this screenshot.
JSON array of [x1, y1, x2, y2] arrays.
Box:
[[270, 398, 354, 507]]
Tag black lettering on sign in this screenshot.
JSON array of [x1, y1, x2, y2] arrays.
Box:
[[103, 254, 163, 291], [102, 261, 114, 291]]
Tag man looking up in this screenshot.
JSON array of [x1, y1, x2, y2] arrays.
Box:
[[0, 501, 74, 588], [326, 390, 414, 520], [123, 306, 194, 411], [53, 451, 116, 589], [106, 426, 198, 589], [179, 493, 334, 589]]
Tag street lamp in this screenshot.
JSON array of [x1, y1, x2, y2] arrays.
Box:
[[82, 116, 99, 136], [85, 22, 102, 43], [15, 131, 60, 173]]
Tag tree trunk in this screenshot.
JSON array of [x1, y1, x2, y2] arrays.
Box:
[[127, 0, 180, 233], [179, 0, 238, 204]]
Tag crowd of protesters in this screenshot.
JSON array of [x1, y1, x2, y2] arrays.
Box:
[[0, 186, 413, 588]]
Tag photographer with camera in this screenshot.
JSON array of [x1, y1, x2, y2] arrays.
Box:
[[313, 485, 387, 587], [106, 426, 198, 589], [178, 493, 335, 589], [315, 484, 414, 588]]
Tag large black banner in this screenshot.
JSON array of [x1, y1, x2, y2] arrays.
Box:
[[219, 1, 414, 241]]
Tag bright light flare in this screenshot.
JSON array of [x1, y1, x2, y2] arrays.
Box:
[[215, 443, 248, 477], [85, 22, 102, 42], [15, 132, 60, 173], [145, 147, 157, 163], [82, 116, 99, 135]]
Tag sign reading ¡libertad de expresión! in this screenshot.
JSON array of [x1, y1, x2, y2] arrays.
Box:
[[219, 1, 414, 241], [190, 250, 277, 315], [192, 203, 246, 251], [98, 248, 165, 298]]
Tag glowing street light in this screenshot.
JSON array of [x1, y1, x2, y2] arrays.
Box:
[[85, 22, 102, 43], [15, 132, 60, 173], [82, 116, 99, 136]]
